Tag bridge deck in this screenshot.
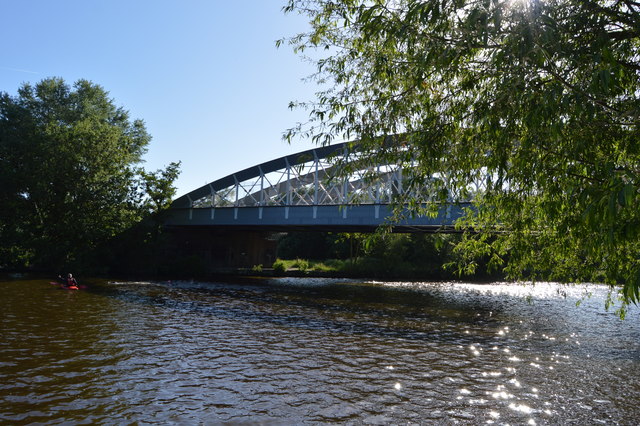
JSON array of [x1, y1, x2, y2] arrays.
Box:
[[164, 203, 469, 232]]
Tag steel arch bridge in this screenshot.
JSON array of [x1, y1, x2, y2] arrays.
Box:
[[165, 141, 482, 232]]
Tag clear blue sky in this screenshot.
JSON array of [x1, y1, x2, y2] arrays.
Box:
[[0, 0, 320, 197]]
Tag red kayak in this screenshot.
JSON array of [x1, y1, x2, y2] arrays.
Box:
[[49, 281, 83, 290]]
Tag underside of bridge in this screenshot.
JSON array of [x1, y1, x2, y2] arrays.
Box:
[[164, 224, 460, 270], [165, 228, 278, 269]]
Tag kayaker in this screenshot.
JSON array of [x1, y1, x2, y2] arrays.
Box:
[[66, 273, 78, 288], [58, 273, 78, 288]]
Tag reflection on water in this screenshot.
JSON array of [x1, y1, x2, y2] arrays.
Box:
[[1, 277, 638, 424]]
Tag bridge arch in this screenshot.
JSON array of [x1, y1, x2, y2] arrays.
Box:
[[166, 141, 481, 232]]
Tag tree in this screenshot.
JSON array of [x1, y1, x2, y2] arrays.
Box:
[[139, 161, 182, 214], [0, 77, 180, 270], [282, 1, 640, 312]]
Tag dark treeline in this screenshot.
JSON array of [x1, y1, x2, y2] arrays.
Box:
[[275, 232, 502, 280]]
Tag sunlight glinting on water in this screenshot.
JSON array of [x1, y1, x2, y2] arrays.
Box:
[[1, 277, 638, 423], [381, 280, 609, 302]]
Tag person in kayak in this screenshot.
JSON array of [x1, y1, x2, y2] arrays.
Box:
[[66, 273, 78, 288], [58, 273, 78, 288]]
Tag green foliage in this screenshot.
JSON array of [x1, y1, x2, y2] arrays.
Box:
[[274, 231, 480, 279], [283, 1, 640, 308], [0, 78, 180, 271], [307, 259, 346, 272], [292, 258, 310, 272], [139, 162, 182, 214], [272, 260, 286, 275]]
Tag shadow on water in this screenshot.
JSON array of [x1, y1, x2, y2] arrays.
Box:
[[92, 277, 514, 347], [91, 276, 640, 363]]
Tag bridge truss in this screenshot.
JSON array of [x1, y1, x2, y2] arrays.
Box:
[[168, 142, 486, 231], [172, 142, 487, 208]]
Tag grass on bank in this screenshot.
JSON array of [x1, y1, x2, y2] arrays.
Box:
[[271, 258, 345, 273], [264, 257, 466, 280]]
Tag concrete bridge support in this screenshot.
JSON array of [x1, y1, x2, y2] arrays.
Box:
[[166, 228, 278, 270]]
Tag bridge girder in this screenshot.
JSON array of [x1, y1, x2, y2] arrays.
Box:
[[168, 141, 485, 230]]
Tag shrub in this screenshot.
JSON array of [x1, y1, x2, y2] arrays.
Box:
[[292, 258, 309, 272], [272, 260, 286, 275]]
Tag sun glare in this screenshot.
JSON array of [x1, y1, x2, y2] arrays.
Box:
[[504, 0, 533, 9]]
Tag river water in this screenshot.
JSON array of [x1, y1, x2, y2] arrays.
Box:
[[1, 276, 638, 424]]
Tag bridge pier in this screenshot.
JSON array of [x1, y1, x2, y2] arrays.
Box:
[[166, 228, 277, 270]]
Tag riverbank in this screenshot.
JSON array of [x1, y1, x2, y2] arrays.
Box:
[[2, 251, 502, 284], [214, 256, 503, 283]]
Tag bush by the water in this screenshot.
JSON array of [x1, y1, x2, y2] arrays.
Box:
[[272, 260, 286, 275], [274, 232, 502, 280]]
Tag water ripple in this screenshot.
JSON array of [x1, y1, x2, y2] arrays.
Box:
[[0, 278, 638, 424]]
